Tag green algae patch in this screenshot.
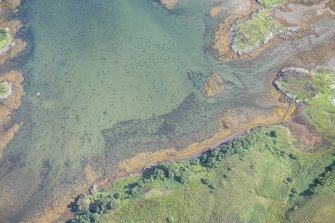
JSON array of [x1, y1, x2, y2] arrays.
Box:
[[67, 126, 335, 223], [232, 9, 288, 54], [0, 81, 12, 99], [0, 28, 11, 50], [277, 68, 335, 136]]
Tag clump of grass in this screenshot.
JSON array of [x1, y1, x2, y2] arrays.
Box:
[[0, 81, 12, 99], [0, 28, 11, 49]]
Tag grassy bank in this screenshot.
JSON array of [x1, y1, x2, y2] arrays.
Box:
[[67, 126, 335, 223]]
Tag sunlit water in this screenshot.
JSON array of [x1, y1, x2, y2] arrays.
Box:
[[1, 0, 334, 221]]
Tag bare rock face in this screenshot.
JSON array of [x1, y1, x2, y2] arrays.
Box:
[[202, 73, 224, 97], [160, 0, 178, 10]]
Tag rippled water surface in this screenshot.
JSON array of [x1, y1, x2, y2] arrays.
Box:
[[2, 0, 333, 221]]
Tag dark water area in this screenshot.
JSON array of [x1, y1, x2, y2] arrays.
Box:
[[0, 0, 334, 221]]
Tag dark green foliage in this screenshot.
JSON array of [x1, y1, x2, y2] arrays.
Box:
[[68, 193, 120, 222], [201, 177, 217, 191], [143, 162, 192, 184], [290, 188, 298, 200], [126, 182, 143, 197], [0, 29, 7, 41], [269, 130, 278, 138], [201, 178, 210, 185], [113, 193, 120, 199], [289, 153, 297, 160], [283, 177, 292, 184], [190, 158, 200, 165], [72, 194, 87, 212], [67, 213, 91, 223], [199, 137, 251, 168], [304, 160, 335, 196], [90, 213, 101, 222]]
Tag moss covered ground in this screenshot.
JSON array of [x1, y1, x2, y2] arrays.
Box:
[[67, 126, 335, 223]]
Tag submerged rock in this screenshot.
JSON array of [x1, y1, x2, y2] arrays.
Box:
[[160, 0, 178, 10], [202, 73, 224, 97]]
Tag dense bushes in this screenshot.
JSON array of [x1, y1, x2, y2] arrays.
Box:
[[143, 162, 192, 184], [67, 190, 120, 223], [0, 29, 7, 41]]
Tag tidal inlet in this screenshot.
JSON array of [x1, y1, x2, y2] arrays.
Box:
[[0, 0, 334, 222]]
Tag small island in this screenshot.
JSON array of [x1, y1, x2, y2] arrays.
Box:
[[202, 73, 224, 97]]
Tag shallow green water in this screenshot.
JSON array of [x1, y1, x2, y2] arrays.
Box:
[[2, 0, 333, 221]]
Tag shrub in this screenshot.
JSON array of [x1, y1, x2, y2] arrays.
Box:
[[166, 216, 175, 223], [0, 29, 7, 41]]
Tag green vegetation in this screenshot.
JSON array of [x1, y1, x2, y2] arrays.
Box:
[[0, 28, 11, 49], [0, 81, 11, 99], [232, 9, 287, 53], [258, 0, 286, 8], [277, 68, 335, 136], [67, 126, 335, 223]]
